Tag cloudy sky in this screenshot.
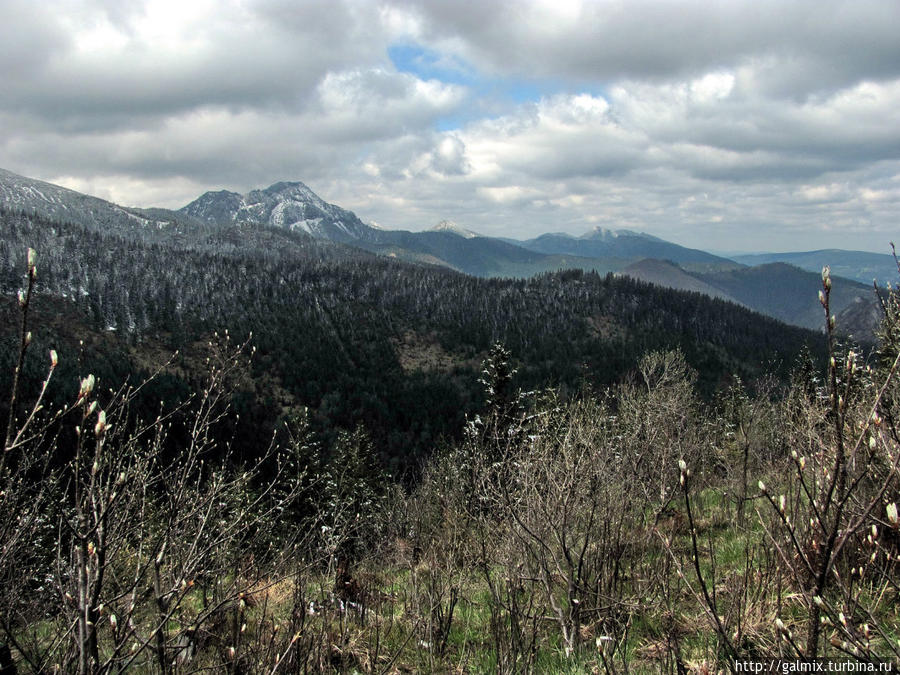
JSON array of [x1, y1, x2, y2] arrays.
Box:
[[2, 0, 899, 252]]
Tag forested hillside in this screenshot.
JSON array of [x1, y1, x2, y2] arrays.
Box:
[[2, 237, 898, 672], [1, 206, 826, 470]]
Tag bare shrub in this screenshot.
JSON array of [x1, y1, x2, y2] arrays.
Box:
[[755, 267, 900, 661], [1, 249, 311, 673], [617, 350, 711, 524], [672, 266, 900, 667]]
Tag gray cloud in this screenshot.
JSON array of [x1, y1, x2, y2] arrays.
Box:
[[396, 0, 900, 94], [0, 2, 72, 91], [1, 0, 388, 131], [1, 0, 899, 253]]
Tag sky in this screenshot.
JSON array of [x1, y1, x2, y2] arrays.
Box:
[[1, 0, 900, 253]]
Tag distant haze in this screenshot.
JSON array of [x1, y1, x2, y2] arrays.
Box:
[[1, 0, 899, 253]]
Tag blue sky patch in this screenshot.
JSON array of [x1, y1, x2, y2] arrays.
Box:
[[388, 43, 474, 85], [389, 42, 569, 130]]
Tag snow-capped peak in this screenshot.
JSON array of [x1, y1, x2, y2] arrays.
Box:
[[178, 180, 379, 244], [580, 226, 661, 242], [429, 220, 479, 239]]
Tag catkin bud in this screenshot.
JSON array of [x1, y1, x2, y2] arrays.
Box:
[[758, 480, 766, 493], [95, 410, 107, 438], [779, 495, 786, 513], [17, 289, 25, 307], [80, 374, 96, 398], [818, 290, 825, 306], [887, 502, 899, 527], [50, 349, 58, 368], [27, 248, 36, 272]]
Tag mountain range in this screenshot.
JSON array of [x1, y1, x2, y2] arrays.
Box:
[[0, 167, 875, 467], [0, 167, 889, 341]]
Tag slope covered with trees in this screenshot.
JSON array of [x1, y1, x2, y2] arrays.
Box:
[[0, 207, 829, 471], [1, 246, 898, 672]]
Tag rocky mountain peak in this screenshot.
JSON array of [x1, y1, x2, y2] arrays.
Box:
[[179, 180, 378, 243]]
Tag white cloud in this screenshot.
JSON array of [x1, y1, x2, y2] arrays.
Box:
[[1, 0, 900, 252]]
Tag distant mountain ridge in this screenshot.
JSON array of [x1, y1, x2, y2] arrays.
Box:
[[580, 226, 664, 242], [733, 250, 898, 286], [517, 229, 739, 273], [0, 166, 890, 339], [620, 259, 739, 303], [623, 258, 882, 341], [696, 262, 878, 334]]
